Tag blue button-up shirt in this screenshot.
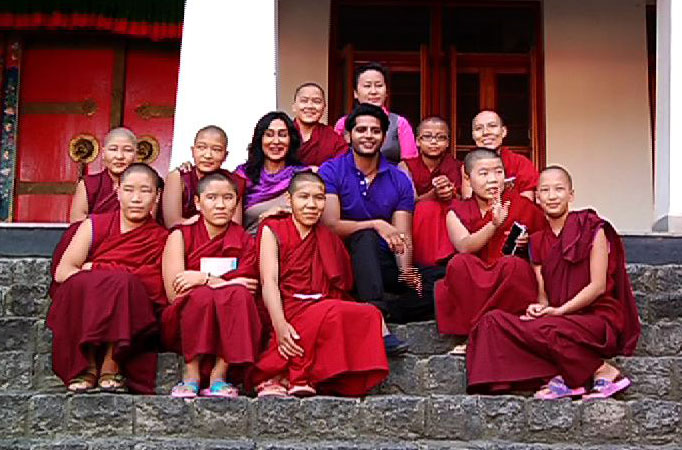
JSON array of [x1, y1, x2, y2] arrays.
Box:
[[318, 150, 415, 222]]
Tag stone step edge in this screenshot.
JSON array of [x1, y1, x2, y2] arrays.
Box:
[[0, 438, 681, 450], [1, 393, 680, 446]]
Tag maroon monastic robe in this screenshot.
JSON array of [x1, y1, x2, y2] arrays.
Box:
[[295, 122, 348, 166], [406, 154, 463, 266], [53, 171, 120, 292], [434, 189, 547, 335], [84, 170, 119, 214], [499, 147, 539, 194], [161, 218, 262, 385], [180, 166, 247, 219], [47, 211, 168, 394], [467, 210, 641, 392], [248, 216, 388, 396]]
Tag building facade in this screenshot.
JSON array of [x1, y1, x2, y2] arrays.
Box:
[[0, 0, 678, 234]]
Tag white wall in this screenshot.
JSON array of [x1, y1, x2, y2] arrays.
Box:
[[277, 0, 331, 122], [544, 0, 653, 233], [172, 0, 277, 170]]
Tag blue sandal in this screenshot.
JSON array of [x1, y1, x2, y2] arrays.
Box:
[[200, 380, 239, 398], [171, 380, 200, 398]]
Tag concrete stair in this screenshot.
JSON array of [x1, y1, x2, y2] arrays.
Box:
[[1, 257, 681, 449]]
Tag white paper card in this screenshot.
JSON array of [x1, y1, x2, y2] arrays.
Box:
[[200, 257, 238, 277]]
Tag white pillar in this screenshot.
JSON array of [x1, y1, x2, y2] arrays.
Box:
[[171, 0, 278, 171], [654, 0, 682, 231]]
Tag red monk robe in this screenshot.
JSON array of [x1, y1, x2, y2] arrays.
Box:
[[248, 216, 388, 396], [406, 154, 463, 266], [161, 218, 262, 385], [47, 211, 168, 394], [181, 167, 247, 219], [52, 171, 120, 291], [499, 147, 539, 194], [295, 122, 348, 166], [467, 210, 641, 392], [435, 189, 547, 335]]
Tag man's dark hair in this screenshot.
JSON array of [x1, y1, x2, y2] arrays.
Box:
[[293, 82, 325, 101], [345, 103, 390, 134], [196, 172, 239, 197], [194, 125, 228, 146], [354, 62, 389, 90], [244, 111, 303, 185], [287, 170, 326, 195], [120, 163, 163, 189]]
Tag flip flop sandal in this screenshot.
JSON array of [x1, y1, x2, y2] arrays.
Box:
[[534, 375, 587, 400], [98, 373, 128, 393], [257, 379, 290, 398], [67, 371, 97, 394], [171, 380, 200, 398], [448, 343, 468, 355], [583, 377, 631, 400], [200, 380, 239, 398], [288, 384, 316, 398]]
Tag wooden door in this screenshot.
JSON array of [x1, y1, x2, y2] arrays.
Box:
[[14, 44, 116, 222], [122, 44, 180, 175], [13, 40, 180, 222], [449, 52, 537, 164], [336, 44, 430, 131]]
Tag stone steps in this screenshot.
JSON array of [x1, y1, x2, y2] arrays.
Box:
[[1, 441, 681, 450], [0, 393, 680, 448]]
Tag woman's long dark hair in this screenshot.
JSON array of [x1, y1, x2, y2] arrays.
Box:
[[244, 111, 302, 185]]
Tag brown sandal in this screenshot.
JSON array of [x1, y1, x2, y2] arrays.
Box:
[[67, 371, 97, 393], [98, 373, 128, 393]]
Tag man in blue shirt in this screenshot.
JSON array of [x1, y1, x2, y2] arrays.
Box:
[[319, 104, 432, 352]]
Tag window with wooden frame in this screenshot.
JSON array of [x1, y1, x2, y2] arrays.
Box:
[[329, 0, 545, 168]]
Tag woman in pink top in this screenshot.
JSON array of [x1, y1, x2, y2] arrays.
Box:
[[334, 62, 417, 164]]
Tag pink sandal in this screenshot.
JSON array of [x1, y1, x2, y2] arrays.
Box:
[[534, 376, 586, 400], [257, 379, 290, 398], [288, 384, 316, 398], [583, 377, 631, 400]]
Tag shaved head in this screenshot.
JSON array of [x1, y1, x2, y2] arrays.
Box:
[[294, 82, 325, 101], [120, 163, 162, 189], [417, 116, 449, 135], [540, 165, 573, 189], [194, 125, 228, 146], [464, 148, 504, 175], [287, 171, 326, 195], [104, 127, 137, 147], [472, 110, 505, 128], [196, 172, 239, 196]]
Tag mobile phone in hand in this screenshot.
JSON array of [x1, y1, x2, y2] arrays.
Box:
[[502, 221, 527, 255]]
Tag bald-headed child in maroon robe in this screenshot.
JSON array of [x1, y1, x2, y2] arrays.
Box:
[[401, 117, 463, 266], [435, 149, 546, 352], [161, 173, 262, 398], [249, 172, 388, 397], [467, 166, 640, 399], [163, 125, 246, 227], [293, 82, 348, 166], [48, 163, 168, 394]]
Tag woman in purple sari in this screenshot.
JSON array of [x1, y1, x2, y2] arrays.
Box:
[[235, 112, 308, 234]]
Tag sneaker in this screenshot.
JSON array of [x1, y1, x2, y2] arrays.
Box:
[[384, 333, 409, 356]]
